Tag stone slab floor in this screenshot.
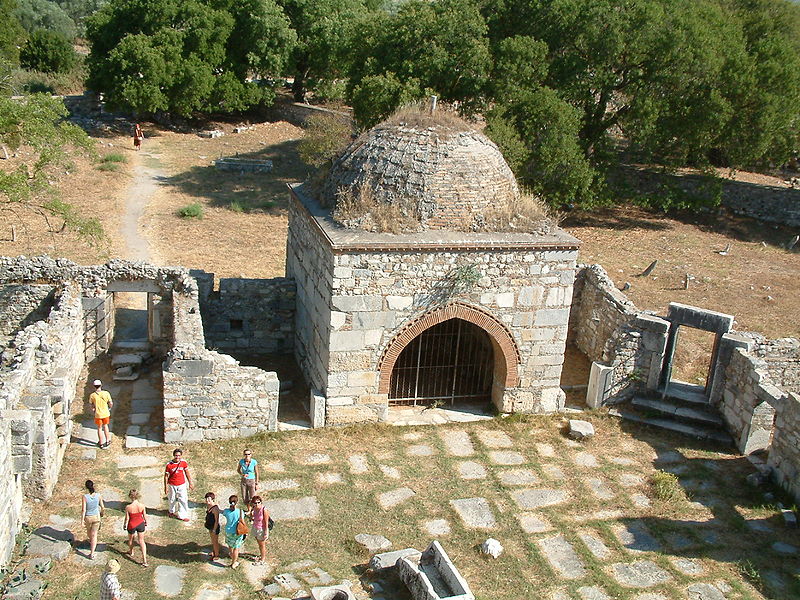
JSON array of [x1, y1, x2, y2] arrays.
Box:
[[17, 405, 800, 600]]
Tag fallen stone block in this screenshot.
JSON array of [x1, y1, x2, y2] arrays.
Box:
[[398, 541, 474, 600], [198, 129, 224, 138], [369, 548, 421, 571], [355, 534, 392, 554], [568, 419, 595, 440], [2, 577, 45, 600], [782, 508, 798, 528], [480, 538, 503, 559], [25, 527, 73, 561]]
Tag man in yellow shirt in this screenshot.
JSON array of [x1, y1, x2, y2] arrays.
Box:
[[89, 379, 113, 449]]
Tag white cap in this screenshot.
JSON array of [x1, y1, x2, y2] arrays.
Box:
[[93, 379, 102, 387]]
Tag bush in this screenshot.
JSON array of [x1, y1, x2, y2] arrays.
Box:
[[177, 203, 203, 219], [97, 162, 119, 172], [20, 29, 76, 74], [298, 113, 354, 168], [101, 152, 126, 163], [9, 58, 86, 94], [649, 470, 684, 503]]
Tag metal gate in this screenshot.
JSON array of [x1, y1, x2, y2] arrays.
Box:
[[389, 318, 493, 406]]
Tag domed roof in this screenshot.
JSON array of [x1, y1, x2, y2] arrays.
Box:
[[321, 110, 520, 231]]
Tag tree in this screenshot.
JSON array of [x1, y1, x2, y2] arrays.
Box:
[[347, 0, 492, 127], [54, 0, 107, 35], [0, 0, 26, 66], [0, 93, 102, 242], [276, 0, 372, 102], [20, 29, 77, 73], [86, 0, 295, 115], [15, 0, 77, 40]]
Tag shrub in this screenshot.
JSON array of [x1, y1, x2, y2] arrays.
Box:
[[649, 470, 683, 502], [177, 203, 203, 219], [97, 162, 119, 172], [9, 58, 86, 94], [298, 113, 354, 168], [20, 29, 76, 74], [333, 184, 419, 234], [101, 152, 126, 163]]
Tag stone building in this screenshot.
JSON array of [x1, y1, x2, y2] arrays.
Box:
[[287, 112, 580, 425]]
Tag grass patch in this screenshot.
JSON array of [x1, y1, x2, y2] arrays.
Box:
[[97, 162, 120, 172], [177, 203, 204, 219], [102, 153, 127, 164]]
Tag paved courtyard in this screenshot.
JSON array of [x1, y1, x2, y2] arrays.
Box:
[[19, 405, 800, 599]]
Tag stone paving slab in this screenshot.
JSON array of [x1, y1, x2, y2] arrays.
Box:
[[262, 461, 285, 472], [613, 521, 661, 553], [406, 444, 434, 456], [633, 594, 669, 600], [611, 560, 672, 587], [610, 457, 636, 466], [686, 583, 727, 600], [262, 479, 300, 492], [510, 489, 568, 510], [497, 469, 540, 486], [670, 557, 704, 576], [194, 584, 234, 600], [348, 455, 369, 473], [25, 527, 74, 560], [154, 565, 185, 597], [574, 452, 599, 468], [535, 443, 556, 457], [456, 461, 487, 479], [439, 430, 474, 456], [578, 532, 611, 560], [378, 465, 400, 479], [316, 472, 344, 485], [117, 455, 159, 469], [140, 478, 164, 508], [572, 510, 624, 523], [631, 494, 651, 508], [265, 496, 320, 520], [402, 432, 424, 441], [450, 497, 496, 529], [299, 567, 334, 586], [243, 561, 273, 588], [488, 450, 525, 465], [587, 478, 614, 500], [476, 429, 513, 448], [542, 464, 565, 480], [517, 513, 552, 534], [664, 532, 695, 551], [618, 473, 643, 487], [377, 487, 416, 509], [578, 586, 610, 600], [303, 453, 331, 465], [133, 467, 162, 479], [423, 519, 451, 536], [537, 534, 586, 579]]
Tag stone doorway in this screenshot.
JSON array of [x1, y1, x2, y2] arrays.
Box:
[[388, 318, 494, 407], [659, 303, 734, 402]]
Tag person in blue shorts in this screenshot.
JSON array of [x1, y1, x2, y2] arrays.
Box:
[[221, 495, 246, 569]]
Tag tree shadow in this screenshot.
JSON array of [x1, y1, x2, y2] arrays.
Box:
[[613, 420, 800, 598], [158, 141, 310, 214]]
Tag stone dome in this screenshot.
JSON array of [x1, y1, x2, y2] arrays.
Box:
[[321, 111, 520, 231]]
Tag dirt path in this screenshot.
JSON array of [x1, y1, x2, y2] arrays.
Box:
[[122, 141, 164, 263]]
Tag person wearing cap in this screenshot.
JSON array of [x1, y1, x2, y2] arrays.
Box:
[[100, 559, 123, 600], [89, 379, 113, 449]]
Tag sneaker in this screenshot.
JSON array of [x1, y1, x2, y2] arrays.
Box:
[[231, 561, 240, 569]]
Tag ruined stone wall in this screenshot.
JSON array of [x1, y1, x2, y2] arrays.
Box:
[[569, 265, 669, 403], [756, 339, 800, 393], [722, 183, 800, 227], [195, 272, 296, 354], [162, 288, 280, 441], [0, 285, 54, 348], [286, 199, 332, 393], [768, 393, 800, 503]]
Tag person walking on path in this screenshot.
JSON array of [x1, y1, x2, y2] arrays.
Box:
[[221, 495, 246, 569], [81, 479, 105, 560], [249, 495, 269, 565], [164, 448, 194, 521], [123, 489, 148, 567], [100, 559, 123, 600], [237, 448, 259, 507], [133, 123, 143, 150], [88, 379, 113, 449], [204, 492, 221, 561]]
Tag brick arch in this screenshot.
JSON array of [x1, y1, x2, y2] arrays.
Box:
[[377, 302, 520, 394]]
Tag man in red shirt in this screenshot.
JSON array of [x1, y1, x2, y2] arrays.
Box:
[[164, 448, 194, 521]]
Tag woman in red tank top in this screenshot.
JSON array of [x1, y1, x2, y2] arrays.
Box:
[[124, 489, 148, 566]]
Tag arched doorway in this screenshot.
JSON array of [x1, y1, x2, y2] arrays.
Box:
[[388, 318, 494, 406]]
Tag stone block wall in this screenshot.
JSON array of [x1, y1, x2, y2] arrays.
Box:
[[286, 197, 333, 394], [195, 271, 296, 354], [768, 393, 800, 502], [0, 285, 54, 351], [162, 287, 280, 441], [757, 339, 800, 393], [569, 264, 669, 403]]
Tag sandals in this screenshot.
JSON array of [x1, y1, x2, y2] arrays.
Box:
[[231, 561, 240, 569]]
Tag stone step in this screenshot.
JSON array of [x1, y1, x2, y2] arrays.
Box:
[[111, 353, 144, 367], [609, 408, 732, 444], [662, 381, 708, 405], [112, 339, 150, 351], [632, 396, 724, 427]]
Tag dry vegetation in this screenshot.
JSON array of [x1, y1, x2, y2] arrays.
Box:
[[478, 189, 555, 234], [332, 183, 422, 234], [381, 103, 475, 133]]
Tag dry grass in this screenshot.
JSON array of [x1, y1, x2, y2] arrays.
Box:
[[332, 183, 421, 234], [381, 103, 474, 133], [478, 190, 556, 234]]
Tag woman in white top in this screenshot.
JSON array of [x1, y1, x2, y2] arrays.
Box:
[[81, 479, 105, 559]]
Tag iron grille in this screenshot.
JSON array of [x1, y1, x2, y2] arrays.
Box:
[[389, 318, 493, 406]]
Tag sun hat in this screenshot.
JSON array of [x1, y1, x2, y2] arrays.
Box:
[[105, 559, 120, 573], [93, 379, 102, 387]]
